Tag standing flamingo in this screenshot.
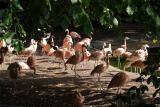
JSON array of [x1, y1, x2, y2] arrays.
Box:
[[103, 43, 112, 55], [107, 72, 130, 94], [113, 37, 130, 67], [89, 43, 107, 67], [124, 60, 147, 73], [63, 34, 73, 50], [124, 44, 149, 72], [19, 39, 38, 56], [65, 29, 81, 45], [65, 44, 87, 77], [90, 51, 111, 82]]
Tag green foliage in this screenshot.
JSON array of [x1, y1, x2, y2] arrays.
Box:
[[2, 31, 15, 44], [0, 0, 25, 52], [140, 47, 160, 99], [1, 0, 160, 49]]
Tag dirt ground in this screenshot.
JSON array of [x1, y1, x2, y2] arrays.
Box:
[[0, 34, 158, 107]]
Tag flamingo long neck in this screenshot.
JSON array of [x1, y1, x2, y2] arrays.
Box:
[[2, 39, 6, 47], [89, 35, 92, 40], [106, 53, 110, 68], [107, 57, 110, 66], [102, 46, 106, 55], [0, 52, 4, 59], [66, 29, 69, 35], [108, 43, 111, 49], [124, 39, 127, 51], [81, 46, 85, 61]]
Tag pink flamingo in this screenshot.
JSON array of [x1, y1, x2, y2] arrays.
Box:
[[113, 37, 130, 67]]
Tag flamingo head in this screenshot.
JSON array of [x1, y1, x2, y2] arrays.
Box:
[[141, 44, 149, 50], [7, 44, 15, 52], [40, 38, 47, 46], [65, 28, 69, 33], [103, 42, 107, 48], [125, 36, 130, 40], [142, 44, 149, 48]]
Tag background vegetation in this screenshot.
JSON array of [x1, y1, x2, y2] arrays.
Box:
[[0, 0, 160, 50]]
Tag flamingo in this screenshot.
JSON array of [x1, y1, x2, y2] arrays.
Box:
[[103, 43, 112, 55], [0, 50, 5, 69], [124, 44, 149, 73], [48, 45, 75, 67], [17, 56, 36, 74], [90, 51, 110, 82], [52, 46, 66, 67], [124, 60, 147, 73], [89, 43, 107, 67], [40, 35, 53, 55], [74, 33, 92, 52], [123, 51, 132, 59], [27, 56, 36, 74], [46, 33, 55, 47], [6, 44, 15, 63], [107, 72, 130, 94], [113, 37, 130, 67], [8, 62, 22, 94], [0, 39, 6, 48], [64, 90, 85, 107], [65, 48, 75, 59], [65, 29, 81, 45], [19, 39, 38, 56], [126, 44, 149, 64], [63, 37, 73, 50], [65, 44, 87, 77]]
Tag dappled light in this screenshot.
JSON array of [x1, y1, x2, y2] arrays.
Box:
[[1, 0, 160, 106]]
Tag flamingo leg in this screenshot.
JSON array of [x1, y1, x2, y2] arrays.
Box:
[[1, 64, 3, 69], [13, 80, 16, 95], [97, 60, 99, 66], [74, 65, 80, 77], [117, 87, 121, 95], [71, 65, 74, 70], [73, 39, 75, 46], [96, 74, 99, 90], [134, 67, 136, 73], [63, 59, 65, 68], [98, 74, 101, 82], [131, 67, 133, 72], [59, 62, 61, 68], [64, 63, 67, 70], [117, 57, 120, 68], [94, 61, 96, 68], [139, 68, 142, 73]]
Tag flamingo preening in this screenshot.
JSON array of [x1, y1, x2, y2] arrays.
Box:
[[65, 29, 81, 45]]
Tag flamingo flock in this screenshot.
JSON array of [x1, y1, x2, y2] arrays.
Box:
[[0, 29, 153, 106]]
